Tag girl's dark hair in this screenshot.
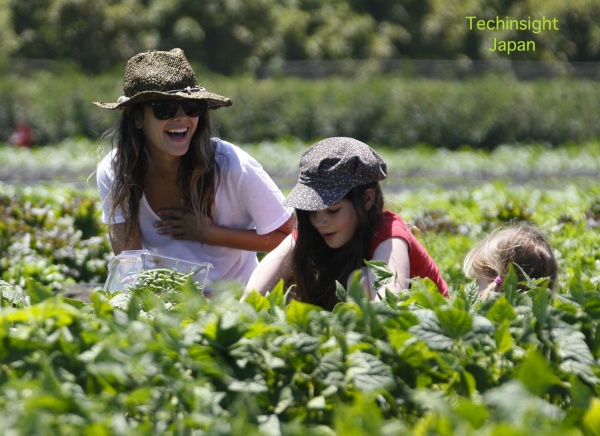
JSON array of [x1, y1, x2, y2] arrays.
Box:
[[292, 182, 384, 310], [106, 104, 217, 247]]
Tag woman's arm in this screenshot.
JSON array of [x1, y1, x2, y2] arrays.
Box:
[[107, 222, 143, 255], [241, 234, 295, 301], [154, 211, 294, 253], [361, 237, 411, 300]]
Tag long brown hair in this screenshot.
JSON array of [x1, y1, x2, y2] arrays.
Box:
[[104, 103, 218, 247], [292, 182, 384, 310]]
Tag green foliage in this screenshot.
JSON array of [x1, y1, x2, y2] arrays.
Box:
[[2, 73, 600, 148], [0, 182, 111, 292], [215, 74, 600, 149], [0, 269, 598, 433], [5, 1, 600, 73]]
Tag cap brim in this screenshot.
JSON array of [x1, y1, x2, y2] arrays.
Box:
[[93, 89, 232, 110], [283, 182, 352, 211]]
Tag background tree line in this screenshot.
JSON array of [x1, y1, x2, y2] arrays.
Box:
[[1, 0, 599, 75]]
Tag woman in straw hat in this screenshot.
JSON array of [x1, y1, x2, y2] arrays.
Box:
[[94, 48, 293, 284], [242, 137, 448, 309]]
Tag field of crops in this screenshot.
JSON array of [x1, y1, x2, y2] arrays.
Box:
[[0, 139, 599, 434]]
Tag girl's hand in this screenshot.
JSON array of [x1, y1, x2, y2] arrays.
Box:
[[154, 208, 214, 243]]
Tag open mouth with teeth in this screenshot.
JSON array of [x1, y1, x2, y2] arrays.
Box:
[[166, 128, 188, 139]]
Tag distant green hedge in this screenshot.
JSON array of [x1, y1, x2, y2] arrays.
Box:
[[2, 67, 599, 149]]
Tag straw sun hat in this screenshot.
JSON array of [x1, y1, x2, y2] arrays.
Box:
[[93, 48, 232, 110]]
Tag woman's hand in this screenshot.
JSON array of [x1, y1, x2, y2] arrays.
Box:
[[154, 209, 293, 252], [154, 208, 213, 243]]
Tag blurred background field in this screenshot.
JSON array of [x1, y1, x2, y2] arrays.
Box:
[[1, 0, 600, 148], [2, 73, 599, 149]]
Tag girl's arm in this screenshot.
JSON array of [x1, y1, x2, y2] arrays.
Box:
[[361, 237, 411, 300], [107, 222, 143, 255], [241, 234, 295, 301], [154, 211, 294, 253]]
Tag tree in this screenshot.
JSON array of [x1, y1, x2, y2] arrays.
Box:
[[5, 0, 600, 74]]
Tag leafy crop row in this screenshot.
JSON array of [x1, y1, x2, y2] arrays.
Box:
[[0, 183, 111, 292], [0, 266, 599, 434]]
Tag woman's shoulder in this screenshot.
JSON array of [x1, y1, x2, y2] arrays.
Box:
[[99, 148, 116, 161], [214, 138, 248, 157], [97, 148, 117, 175], [214, 138, 263, 171]]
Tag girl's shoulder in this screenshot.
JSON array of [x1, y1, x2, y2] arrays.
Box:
[[377, 210, 408, 229], [368, 211, 411, 258]]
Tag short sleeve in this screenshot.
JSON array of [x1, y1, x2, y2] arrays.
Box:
[[96, 150, 126, 224], [236, 155, 293, 235]]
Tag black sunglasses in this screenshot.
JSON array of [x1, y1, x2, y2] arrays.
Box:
[[146, 100, 207, 120]]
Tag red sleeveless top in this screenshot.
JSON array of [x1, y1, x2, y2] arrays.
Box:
[[367, 211, 448, 296]]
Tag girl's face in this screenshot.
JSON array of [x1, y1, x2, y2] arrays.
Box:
[[309, 199, 359, 249], [135, 101, 200, 159]]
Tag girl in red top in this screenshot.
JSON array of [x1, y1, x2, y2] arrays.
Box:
[[242, 137, 448, 310]]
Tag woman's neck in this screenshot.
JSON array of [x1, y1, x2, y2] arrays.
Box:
[[146, 154, 181, 181]]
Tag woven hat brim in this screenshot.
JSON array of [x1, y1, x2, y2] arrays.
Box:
[[283, 182, 353, 211], [93, 89, 232, 110]]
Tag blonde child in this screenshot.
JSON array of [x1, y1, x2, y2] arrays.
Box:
[[463, 224, 558, 300]]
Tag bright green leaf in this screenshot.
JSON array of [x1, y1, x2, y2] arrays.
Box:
[[582, 397, 600, 436], [266, 279, 287, 308], [26, 280, 54, 305], [531, 288, 550, 324], [243, 289, 271, 312], [517, 349, 558, 397], [486, 296, 517, 324], [436, 306, 473, 340], [495, 320, 514, 354], [285, 298, 322, 328]]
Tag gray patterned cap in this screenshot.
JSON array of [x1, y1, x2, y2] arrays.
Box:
[[284, 137, 387, 211]]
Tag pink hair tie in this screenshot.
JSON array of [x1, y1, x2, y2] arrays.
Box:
[[493, 276, 503, 285]]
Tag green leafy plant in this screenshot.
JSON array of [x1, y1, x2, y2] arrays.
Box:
[[1, 267, 598, 434]]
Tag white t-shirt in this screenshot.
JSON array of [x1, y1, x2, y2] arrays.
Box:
[[97, 138, 293, 284]]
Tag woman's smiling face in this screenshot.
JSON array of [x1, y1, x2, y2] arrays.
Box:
[[135, 102, 199, 158], [308, 199, 359, 249]]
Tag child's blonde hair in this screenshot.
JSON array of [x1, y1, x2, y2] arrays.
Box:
[[463, 224, 558, 300]]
